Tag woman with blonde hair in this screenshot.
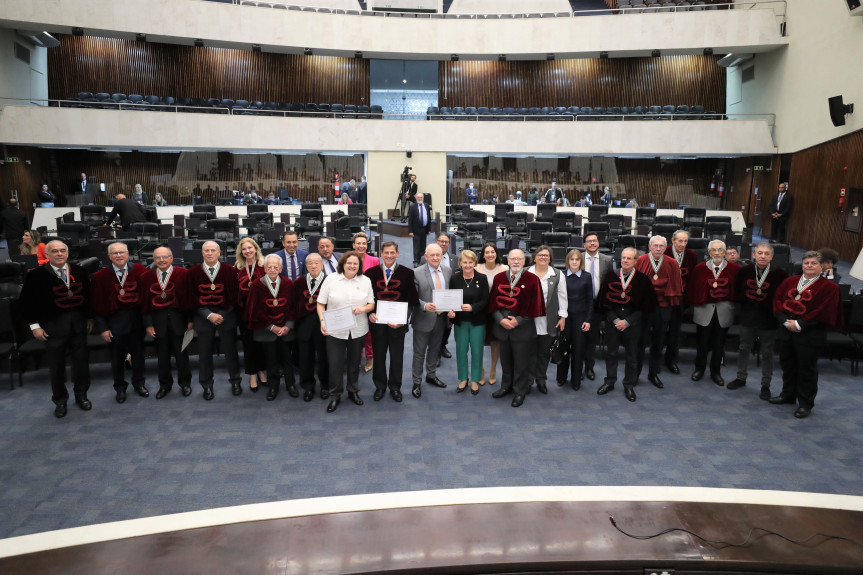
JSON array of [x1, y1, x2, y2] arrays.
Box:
[[20, 229, 48, 265], [236, 237, 269, 393], [447, 249, 489, 395]]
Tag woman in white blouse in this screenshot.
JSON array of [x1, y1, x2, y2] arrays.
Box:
[[316, 251, 376, 413], [527, 245, 568, 395], [476, 242, 508, 386]]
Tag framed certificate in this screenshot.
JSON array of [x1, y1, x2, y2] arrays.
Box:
[[376, 301, 409, 324], [433, 289, 463, 312], [322, 306, 357, 332]]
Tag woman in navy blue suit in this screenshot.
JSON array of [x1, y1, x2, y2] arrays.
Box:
[[557, 248, 593, 389]]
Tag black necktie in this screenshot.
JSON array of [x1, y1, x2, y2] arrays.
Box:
[[161, 271, 167, 283], [271, 282, 277, 289], [310, 278, 316, 290], [714, 266, 720, 274], [209, 267, 215, 275]]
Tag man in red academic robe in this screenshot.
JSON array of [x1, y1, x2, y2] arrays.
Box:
[[664, 229, 698, 374], [186, 240, 241, 400], [687, 240, 740, 386], [597, 247, 657, 402], [769, 250, 842, 419], [489, 249, 545, 408], [245, 254, 295, 402], [292, 253, 330, 401], [142, 246, 191, 399], [636, 235, 683, 389], [91, 241, 150, 403]]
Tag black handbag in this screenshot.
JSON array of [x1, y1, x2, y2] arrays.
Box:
[[549, 331, 569, 365]]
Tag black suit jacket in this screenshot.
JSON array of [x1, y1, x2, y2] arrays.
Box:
[[357, 182, 367, 204], [106, 198, 146, 229], [0, 206, 27, 248], [770, 192, 793, 218], [407, 202, 432, 235]]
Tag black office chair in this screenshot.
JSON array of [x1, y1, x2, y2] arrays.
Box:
[[246, 204, 269, 214], [0, 262, 26, 299], [526, 221, 553, 251], [206, 218, 238, 249], [493, 203, 514, 223], [552, 211, 578, 233], [683, 207, 707, 230], [588, 204, 609, 221], [601, 214, 626, 239], [536, 203, 556, 223], [504, 212, 528, 239], [635, 207, 657, 228], [652, 223, 679, 241], [703, 221, 731, 241]]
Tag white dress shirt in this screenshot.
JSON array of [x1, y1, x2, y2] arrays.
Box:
[[584, 253, 601, 297], [316, 273, 375, 340]]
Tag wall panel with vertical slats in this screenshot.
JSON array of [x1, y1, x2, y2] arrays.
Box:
[[438, 56, 725, 111], [48, 35, 369, 105]]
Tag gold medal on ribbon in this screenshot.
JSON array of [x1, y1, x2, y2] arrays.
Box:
[[795, 294, 801, 301], [273, 299, 279, 306], [653, 274, 658, 280], [210, 283, 216, 291], [509, 290, 513, 297], [119, 288, 125, 295], [308, 296, 313, 304], [161, 291, 167, 299], [712, 282, 717, 289], [68, 290, 73, 297], [756, 288, 762, 296]]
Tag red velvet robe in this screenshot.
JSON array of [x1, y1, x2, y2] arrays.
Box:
[[186, 263, 239, 311], [686, 261, 741, 306], [292, 274, 329, 320], [773, 275, 842, 328], [246, 275, 295, 330], [488, 270, 545, 318], [90, 262, 149, 318], [236, 262, 265, 308], [665, 246, 697, 293], [141, 266, 189, 315], [733, 264, 788, 329], [635, 253, 683, 307]]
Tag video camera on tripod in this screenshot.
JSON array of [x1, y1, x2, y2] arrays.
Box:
[[396, 166, 415, 221]]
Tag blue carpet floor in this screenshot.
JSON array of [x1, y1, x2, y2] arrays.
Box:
[[1, 235, 862, 539]]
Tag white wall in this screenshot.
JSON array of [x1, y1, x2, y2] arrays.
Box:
[[366, 151, 446, 216], [727, 0, 863, 153], [0, 29, 47, 106], [0, 0, 784, 59], [0, 106, 778, 156]]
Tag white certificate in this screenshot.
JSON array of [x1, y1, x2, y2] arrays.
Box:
[[376, 301, 409, 324], [322, 306, 357, 332], [433, 289, 463, 312]]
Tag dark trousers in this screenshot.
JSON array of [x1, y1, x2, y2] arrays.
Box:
[[239, 320, 265, 376], [772, 217, 788, 243], [297, 317, 328, 392], [154, 322, 191, 391], [604, 324, 640, 388], [261, 335, 295, 394], [46, 313, 91, 404], [557, 319, 588, 384], [412, 232, 428, 264], [194, 309, 241, 389], [584, 310, 603, 370], [777, 328, 823, 409], [665, 304, 684, 365], [695, 311, 728, 375], [639, 306, 672, 376], [326, 334, 363, 397], [532, 333, 554, 385], [440, 323, 452, 351], [499, 336, 535, 396], [370, 323, 407, 392], [107, 312, 146, 391]]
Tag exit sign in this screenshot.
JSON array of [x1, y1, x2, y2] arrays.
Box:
[[5, 157, 19, 163], [753, 165, 764, 171]]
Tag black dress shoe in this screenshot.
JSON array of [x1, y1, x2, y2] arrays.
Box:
[[596, 381, 615, 395], [769, 393, 796, 405], [135, 385, 150, 398], [426, 376, 447, 388], [303, 390, 314, 402], [710, 373, 725, 387], [348, 391, 364, 406], [727, 378, 746, 390], [75, 397, 92, 411], [536, 382, 548, 395], [320, 390, 330, 400], [511, 394, 525, 407], [456, 381, 468, 394], [491, 387, 512, 399], [648, 374, 664, 389], [584, 367, 595, 381], [572, 380, 581, 391], [759, 386, 771, 400], [556, 380, 567, 387], [115, 388, 127, 404], [411, 384, 422, 398], [327, 395, 340, 413], [391, 389, 403, 402], [155, 388, 169, 400], [54, 403, 67, 418], [373, 389, 385, 401], [287, 385, 299, 398], [181, 385, 192, 397], [794, 406, 812, 419], [440, 347, 452, 359], [249, 385, 259, 394], [267, 388, 278, 401], [624, 387, 637, 402], [666, 361, 680, 374], [231, 383, 242, 396], [203, 388, 214, 401], [691, 370, 704, 381]]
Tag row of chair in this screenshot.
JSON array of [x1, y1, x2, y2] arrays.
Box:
[[428, 105, 720, 121], [61, 94, 384, 118]]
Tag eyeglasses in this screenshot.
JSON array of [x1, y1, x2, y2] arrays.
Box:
[[535, 253, 550, 258], [153, 255, 172, 260], [109, 251, 128, 256]]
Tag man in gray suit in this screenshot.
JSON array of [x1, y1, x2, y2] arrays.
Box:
[[582, 232, 614, 383], [411, 243, 452, 398], [687, 240, 741, 386]]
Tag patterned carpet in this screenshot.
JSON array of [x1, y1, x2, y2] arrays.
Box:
[[1, 236, 861, 539]]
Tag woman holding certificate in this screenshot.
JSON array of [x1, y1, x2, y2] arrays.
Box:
[[316, 251, 376, 413], [447, 250, 489, 395]]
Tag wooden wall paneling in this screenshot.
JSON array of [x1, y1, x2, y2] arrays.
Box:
[[49, 35, 370, 105], [439, 56, 725, 111], [0, 146, 50, 226], [788, 130, 863, 261]]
